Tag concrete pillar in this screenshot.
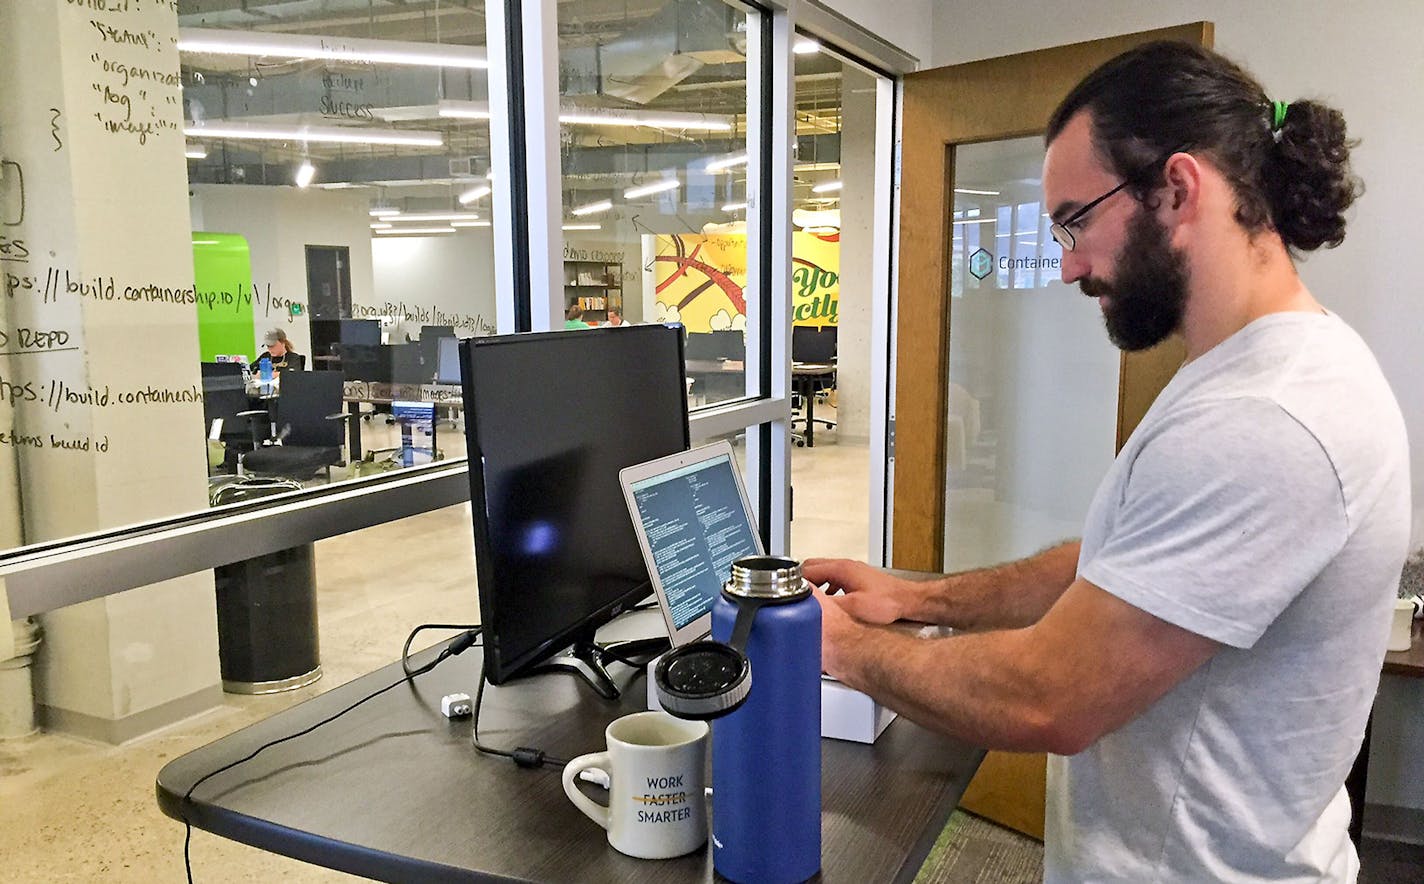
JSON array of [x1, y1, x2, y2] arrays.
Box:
[[0, 0, 222, 742], [835, 66, 878, 445]]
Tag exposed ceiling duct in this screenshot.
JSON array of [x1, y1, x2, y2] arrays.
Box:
[[561, 0, 744, 105]]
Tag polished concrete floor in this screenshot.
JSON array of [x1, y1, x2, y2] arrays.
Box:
[[0, 420, 878, 882]]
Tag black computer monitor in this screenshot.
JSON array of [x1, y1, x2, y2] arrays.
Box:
[[436, 336, 461, 384], [340, 318, 381, 347], [791, 324, 837, 364], [460, 324, 689, 698]]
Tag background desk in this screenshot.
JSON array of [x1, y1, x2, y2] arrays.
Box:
[[342, 380, 462, 462], [792, 362, 836, 448], [157, 627, 984, 883]]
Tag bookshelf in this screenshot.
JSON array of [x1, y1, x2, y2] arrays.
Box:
[[563, 260, 623, 322]]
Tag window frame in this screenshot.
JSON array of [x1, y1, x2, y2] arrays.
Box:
[[0, 0, 912, 615]]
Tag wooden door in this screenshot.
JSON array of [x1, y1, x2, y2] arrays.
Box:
[[892, 23, 1212, 839]]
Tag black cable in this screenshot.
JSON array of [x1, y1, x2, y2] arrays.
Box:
[[471, 670, 569, 769], [402, 623, 483, 677], [183, 625, 480, 883]]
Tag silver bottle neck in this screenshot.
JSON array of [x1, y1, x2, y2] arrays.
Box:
[[724, 556, 809, 600]]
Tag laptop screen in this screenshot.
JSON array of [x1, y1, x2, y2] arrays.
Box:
[[628, 450, 761, 632]]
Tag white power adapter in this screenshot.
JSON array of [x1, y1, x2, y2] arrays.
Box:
[[441, 693, 472, 719]]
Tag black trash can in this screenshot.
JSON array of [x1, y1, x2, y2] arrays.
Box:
[[212, 478, 322, 694]]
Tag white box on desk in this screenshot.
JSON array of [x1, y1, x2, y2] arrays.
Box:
[[645, 655, 896, 744], [820, 676, 897, 743]]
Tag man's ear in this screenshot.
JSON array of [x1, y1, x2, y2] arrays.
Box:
[[1161, 152, 1203, 220]]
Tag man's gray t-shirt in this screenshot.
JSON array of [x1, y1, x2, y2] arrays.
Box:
[[1046, 312, 1410, 882]]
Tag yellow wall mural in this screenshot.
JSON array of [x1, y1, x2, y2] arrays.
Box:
[[653, 231, 839, 333]]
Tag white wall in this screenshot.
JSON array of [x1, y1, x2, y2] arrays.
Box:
[[370, 230, 498, 339], [819, 0, 932, 67], [926, 0, 1424, 823], [189, 185, 376, 358], [835, 65, 877, 443], [366, 230, 637, 338]]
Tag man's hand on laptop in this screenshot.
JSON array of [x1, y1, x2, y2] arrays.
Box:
[[802, 559, 919, 626]]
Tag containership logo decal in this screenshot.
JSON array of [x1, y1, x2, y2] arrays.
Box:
[[969, 248, 994, 280]]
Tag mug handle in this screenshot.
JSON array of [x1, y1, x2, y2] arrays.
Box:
[[562, 751, 612, 830]]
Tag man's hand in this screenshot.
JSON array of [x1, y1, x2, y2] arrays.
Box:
[[802, 558, 922, 625], [810, 583, 864, 681]]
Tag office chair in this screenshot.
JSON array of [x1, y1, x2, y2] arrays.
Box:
[[241, 372, 352, 482], [790, 326, 837, 446], [201, 362, 266, 473]]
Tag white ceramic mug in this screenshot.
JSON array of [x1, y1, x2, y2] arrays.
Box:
[[1388, 598, 1415, 652], [562, 711, 709, 859]]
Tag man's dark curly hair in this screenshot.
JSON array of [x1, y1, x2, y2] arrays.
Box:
[[1047, 41, 1362, 256]]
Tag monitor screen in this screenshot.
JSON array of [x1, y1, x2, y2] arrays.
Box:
[[461, 324, 689, 685], [339, 318, 381, 347], [629, 450, 761, 631], [436, 336, 461, 384]]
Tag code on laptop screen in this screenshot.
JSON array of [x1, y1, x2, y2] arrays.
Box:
[[630, 453, 760, 629]]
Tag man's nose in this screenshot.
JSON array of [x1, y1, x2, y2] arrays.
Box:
[[1059, 249, 1088, 285]]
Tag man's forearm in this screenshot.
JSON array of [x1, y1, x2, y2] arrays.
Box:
[[835, 623, 1059, 752], [907, 541, 1081, 630]]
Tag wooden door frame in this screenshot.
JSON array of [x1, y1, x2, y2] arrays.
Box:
[[890, 22, 1211, 572]]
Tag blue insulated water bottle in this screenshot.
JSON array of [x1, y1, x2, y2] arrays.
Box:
[[710, 556, 821, 883]]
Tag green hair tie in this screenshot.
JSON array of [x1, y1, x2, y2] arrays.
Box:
[[1270, 100, 1290, 131]]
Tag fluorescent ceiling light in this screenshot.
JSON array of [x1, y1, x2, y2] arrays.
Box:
[[810, 180, 843, 193], [438, 99, 491, 120], [559, 109, 734, 131], [794, 161, 840, 172], [562, 223, 601, 231], [571, 199, 613, 216], [177, 28, 487, 69], [953, 217, 997, 225], [185, 144, 208, 159], [184, 120, 443, 147], [438, 99, 734, 131], [623, 179, 680, 199], [722, 202, 748, 212], [451, 220, 491, 228], [391, 211, 479, 222], [954, 187, 1000, 196], [793, 39, 821, 54], [375, 226, 456, 235], [294, 161, 316, 188], [706, 153, 749, 173], [369, 222, 392, 230], [457, 185, 491, 205], [369, 208, 400, 217]]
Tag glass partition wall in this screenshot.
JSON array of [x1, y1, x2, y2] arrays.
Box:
[[180, 1, 498, 490], [555, 0, 757, 407]]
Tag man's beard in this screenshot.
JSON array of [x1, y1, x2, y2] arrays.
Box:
[[1079, 209, 1189, 352]]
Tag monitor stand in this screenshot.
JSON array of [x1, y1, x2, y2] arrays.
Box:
[[529, 634, 671, 700]]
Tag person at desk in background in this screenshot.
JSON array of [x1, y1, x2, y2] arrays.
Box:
[[605, 307, 625, 327], [808, 42, 1408, 883], [564, 303, 591, 329], [257, 327, 303, 371]]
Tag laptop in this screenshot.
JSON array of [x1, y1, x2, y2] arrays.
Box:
[[619, 441, 763, 647]]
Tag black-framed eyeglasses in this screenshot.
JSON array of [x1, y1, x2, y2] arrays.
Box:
[[1048, 180, 1133, 251]]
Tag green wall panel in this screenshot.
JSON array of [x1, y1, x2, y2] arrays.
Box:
[[192, 232, 255, 362]]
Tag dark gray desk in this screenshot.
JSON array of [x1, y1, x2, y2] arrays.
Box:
[[157, 637, 984, 882]]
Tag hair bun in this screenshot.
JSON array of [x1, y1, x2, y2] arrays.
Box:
[[1266, 99, 1363, 252]]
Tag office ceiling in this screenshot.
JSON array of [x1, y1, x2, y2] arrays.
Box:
[[178, 0, 847, 216]]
